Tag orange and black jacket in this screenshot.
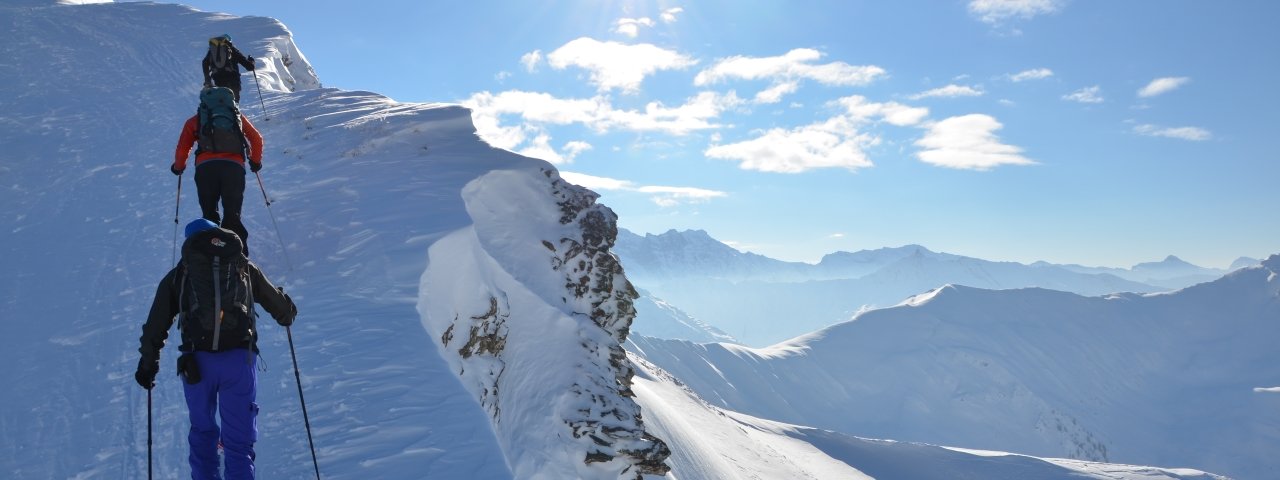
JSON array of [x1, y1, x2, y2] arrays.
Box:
[[173, 114, 263, 170]]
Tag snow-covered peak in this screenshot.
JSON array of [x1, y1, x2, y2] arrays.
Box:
[[1232, 255, 1263, 271], [633, 250, 1280, 478], [614, 228, 810, 283]]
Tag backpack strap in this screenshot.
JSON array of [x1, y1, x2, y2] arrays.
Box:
[[211, 256, 223, 351]]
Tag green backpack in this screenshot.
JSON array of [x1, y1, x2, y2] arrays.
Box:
[[196, 87, 246, 156]]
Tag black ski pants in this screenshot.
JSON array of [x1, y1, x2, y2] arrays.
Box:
[[211, 72, 243, 102], [194, 160, 250, 255]]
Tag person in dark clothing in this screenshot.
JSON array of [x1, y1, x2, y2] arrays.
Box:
[[203, 34, 255, 102], [135, 219, 297, 480], [171, 90, 264, 256]]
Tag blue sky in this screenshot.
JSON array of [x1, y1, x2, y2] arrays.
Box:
[[175, 0, 1279, 268]]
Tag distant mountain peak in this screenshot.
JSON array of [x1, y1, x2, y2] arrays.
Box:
[[1133, 255, 1200, 271]]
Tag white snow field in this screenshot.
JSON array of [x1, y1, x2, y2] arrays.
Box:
[[0, 1, 1237, 479], [629, 256, 1280, 479]]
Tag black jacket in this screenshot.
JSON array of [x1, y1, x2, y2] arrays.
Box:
[[138, 256, 295, 362], [202, 43, 254, 83]]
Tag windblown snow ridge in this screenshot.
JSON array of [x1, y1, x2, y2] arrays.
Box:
[[419, 168, 669, 479]]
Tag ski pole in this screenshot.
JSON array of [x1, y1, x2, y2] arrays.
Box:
[[254, 171, 293, 270], [287, 326, 321, 479], [171, 173, 183, 266], [147, 388, 153, 480], [252, 69, 268, 120]]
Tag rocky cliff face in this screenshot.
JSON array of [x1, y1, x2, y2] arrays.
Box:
[[544, 170, 671, 477], [422, 167, 670, 478]]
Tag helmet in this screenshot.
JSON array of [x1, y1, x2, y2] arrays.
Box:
[[184, 218, 219, 238]]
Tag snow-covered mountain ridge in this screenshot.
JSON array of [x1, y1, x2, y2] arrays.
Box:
[[630, 254, 1280, 479], [3, 2, 659, 477], [620, 229, 1171, 346], [0, 2, 1235, 478]]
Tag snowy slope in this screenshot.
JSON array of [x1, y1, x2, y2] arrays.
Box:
[[630, 256, 1280, 479], [1, 2, 517, 478], [0, 2, 1241, 479], [632, 288, 737, 344], [630, 355, 1222, 480]]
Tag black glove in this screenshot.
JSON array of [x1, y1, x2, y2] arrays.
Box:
[[171, 164, 184, 176], [135, 357, 159, 390], [277, 288, 296, 327], [249, 161, 262, 173], [176, 353, 201, 385], [246, 55, 256, 71]]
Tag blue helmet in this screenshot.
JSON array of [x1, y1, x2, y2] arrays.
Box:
[[184, 218, 219, 238]]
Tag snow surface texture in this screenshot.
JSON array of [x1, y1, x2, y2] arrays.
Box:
[[630, 256, 1280, 479], [618, 230, 1174, 346], [418, 169, 670, 478], [631, 354, 1220, 480], [1, 2, 513, 478], [0, 2, 1238, 479]]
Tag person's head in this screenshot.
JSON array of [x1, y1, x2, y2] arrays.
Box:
[[209, 34, 232, 46], [184, 218, 218, 238]]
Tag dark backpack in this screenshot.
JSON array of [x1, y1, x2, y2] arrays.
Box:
[[177, 228, 256, 352], [207, 36, 236, 75], [196, 87, 246, 156]]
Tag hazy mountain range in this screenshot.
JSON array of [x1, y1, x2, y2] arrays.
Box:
[[619, 229, 1259, 346]]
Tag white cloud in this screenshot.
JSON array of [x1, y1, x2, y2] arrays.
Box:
[[522, 139, 594, 164], [614, 17, 656, 38], [694, 48, 886, 103], [754, 81, 799, 104], [969, 0, 1063, 24], [495, 71, 511, 82], [518, 134, 567, 164], [598, 90, 743, 134], [1007, 67, 1053, 82], [520, 50, 542, 72], [559, 171, 727, 207], [463, 89, 740, 163], [1063, 85, 1104, 103], [463, 89, 737, 137], [547, 37, 697, 93], [915, 114, 1035, 170], [909, 84, 984, 100], [704, 95, 929, 174], [637, 185, 728, 207], [559, 171, 635, 191], [1133, 124, 1211, 141], [1255, 387, 1280, 393], [827, 233, 846, 239], [1138, 77, 1190, 98], [563, 141, 593, 159], [998, 99, 1016, 106], [835, 95, 929, 126], [696, 48, 886, 86], [661, 7, 685, 23], [705, 116, 877, 173]]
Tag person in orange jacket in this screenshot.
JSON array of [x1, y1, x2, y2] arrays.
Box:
[[171, 88, 264, 256]]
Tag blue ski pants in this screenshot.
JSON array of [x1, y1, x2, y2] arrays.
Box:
[[184, 348, 258, 480]]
